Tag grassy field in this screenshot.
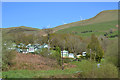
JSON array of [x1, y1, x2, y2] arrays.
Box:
[[2, 60, 96, 78], [56, 20, 118, 37], [2, 63, 78, 78], [3, 69, 77, 78], [2, 60, 118, 78]]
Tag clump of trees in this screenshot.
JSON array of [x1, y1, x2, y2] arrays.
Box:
[[87, 34, 104, 62], [50, 33, 87, 56]]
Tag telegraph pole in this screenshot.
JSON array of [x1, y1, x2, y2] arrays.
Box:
[[90, 49, 91, 61], [48, 33, 50, 51], [94, 47, 96, 61], [61, 48, 64, 70]]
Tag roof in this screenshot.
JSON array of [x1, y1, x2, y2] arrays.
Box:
[[82, 52, 86, 53], [22, 49, 27, 52], [61, 50, 68, 52]]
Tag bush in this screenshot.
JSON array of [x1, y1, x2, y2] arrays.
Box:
[[96, 63, 118, 78], [38, 47, 62, 66], [105, 39, 118, 66], [49, 47, 61, 66], [63, 58, 74, 63], [76, 60, 118, 78], [2, 41, 17, 71], [2, 50, 16, 71], [38, 48, 50, 57]]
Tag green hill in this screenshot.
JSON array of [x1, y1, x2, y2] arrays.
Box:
[[2, 26, 46, 36], [55, 10, 118, 37]]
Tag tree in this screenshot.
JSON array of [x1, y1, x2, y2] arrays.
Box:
[[54, 47, 61, 66], [42, 27, 53, 51], [66, 34, 85, 56], [87, 34, 104, 62], [50, 33, 87, 57], [98, 36, 109, 52], [50, 33, 67, 50]]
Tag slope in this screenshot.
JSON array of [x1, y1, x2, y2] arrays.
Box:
[[55, 10, 118, 37], [54, 10, 118, 33]]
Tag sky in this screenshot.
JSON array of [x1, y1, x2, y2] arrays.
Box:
[[2, 2, 118, 29]]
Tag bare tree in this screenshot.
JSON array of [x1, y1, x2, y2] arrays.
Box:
[[67, 35, 85, 56]]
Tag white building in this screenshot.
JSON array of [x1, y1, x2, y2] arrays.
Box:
[[61, 50, 69, 58], [82, 52, 86, 56], [27, 47, 35, 53], [68, 53, 74, 58], [44, 44, 49, 48], [77, 54, 82, 58]]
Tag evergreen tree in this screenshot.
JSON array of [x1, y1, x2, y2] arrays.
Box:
[[87, 34, 104, 62], [55, 47, 61, 66]]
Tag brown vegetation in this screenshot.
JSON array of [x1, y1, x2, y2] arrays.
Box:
[[10, 52, 59, 70]]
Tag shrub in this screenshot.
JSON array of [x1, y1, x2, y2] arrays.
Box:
[[76, 60, 118, 78], [63, 58, 74, 63], [2, 50, 16, 71], [105, 39, 118, 66], [49, 47, 61, 66], [39, 48, 49, 57], [96, 63, 118, 78]]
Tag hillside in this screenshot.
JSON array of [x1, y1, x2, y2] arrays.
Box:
[[55, 10, 118, 37], [54, 10, 118, 33], [2, 26, 46, 36], [56, 20, 118, 37]]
